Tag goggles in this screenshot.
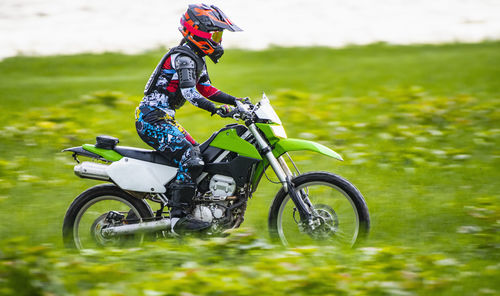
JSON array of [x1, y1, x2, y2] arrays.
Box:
[[211, 31, 223, 43], [181, 18, 223, 44]]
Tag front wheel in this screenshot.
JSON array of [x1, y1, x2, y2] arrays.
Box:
[[268, 172, 370, 247]]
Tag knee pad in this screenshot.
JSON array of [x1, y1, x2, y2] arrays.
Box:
[[183, 145, 204, 179], [185, 157, 205, 180]]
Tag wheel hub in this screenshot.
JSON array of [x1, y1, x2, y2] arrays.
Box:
[[299, 204, 339, 240], [90, 211, 127, 246], [90, 213, 115, 245]]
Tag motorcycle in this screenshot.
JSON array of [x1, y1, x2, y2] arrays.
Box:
[[62, 94, 370, 249]]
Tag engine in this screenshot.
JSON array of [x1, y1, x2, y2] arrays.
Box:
[[208, 174, 236, 200], [192, 203, 227, 223], [192, 175, 240, 223], [192, 174, 238, 223]]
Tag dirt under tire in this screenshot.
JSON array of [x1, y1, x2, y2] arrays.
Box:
[[62, 184, 154, 249], [268, 171, 370, 247]]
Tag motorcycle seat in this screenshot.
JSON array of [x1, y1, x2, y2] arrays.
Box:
[[113, 146, 176, 167]]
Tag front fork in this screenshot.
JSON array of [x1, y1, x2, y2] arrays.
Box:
[[248, 124, 312, 221]]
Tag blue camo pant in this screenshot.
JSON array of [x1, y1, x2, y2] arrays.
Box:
[[135, 107, 198, 184]]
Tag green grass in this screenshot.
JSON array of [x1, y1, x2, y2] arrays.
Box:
[[0, 42, 499, 295]]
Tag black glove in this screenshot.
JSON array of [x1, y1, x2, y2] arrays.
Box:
[[213, 104, 235, 118]]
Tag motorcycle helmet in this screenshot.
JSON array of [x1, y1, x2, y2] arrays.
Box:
[[179, 4, 242, 63]]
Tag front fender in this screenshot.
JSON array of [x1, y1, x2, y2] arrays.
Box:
[[272, 138, 343, 161], [250, 138, 342, 191]]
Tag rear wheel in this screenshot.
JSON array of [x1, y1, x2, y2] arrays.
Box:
[[269, 172, 370, 247], [62, 184, 154, 249]]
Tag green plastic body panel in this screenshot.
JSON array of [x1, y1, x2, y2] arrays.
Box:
[[82, 144, 123, 162], [255, 123, 281, 145], [272, 138, 343, 161], [209, 128, 262, 160]]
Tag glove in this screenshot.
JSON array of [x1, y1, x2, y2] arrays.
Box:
[[214, 104, 235, 118]]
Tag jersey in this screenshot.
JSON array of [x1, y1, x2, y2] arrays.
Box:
[[136, 43, 238, 184], [140, 44, 235, 117]]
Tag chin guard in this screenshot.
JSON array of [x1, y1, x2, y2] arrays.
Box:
[[209, 46, 224, 63]]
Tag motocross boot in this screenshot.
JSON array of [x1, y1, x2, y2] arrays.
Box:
[[169, 181, 210, 235]]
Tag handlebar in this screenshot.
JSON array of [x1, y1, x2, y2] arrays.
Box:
[[232, 99, 254, 121]]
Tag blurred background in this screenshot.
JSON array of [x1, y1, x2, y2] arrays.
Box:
[[0, 1, 499, 295], [1, 0, 500, 58]]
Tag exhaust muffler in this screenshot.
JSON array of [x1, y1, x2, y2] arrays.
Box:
[[74, 161, 110, 181], [101, 219, 172, 236]]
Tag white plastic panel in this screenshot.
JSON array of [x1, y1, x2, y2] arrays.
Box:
[[106, 158, 177, 193], [254, 96, 282, 124]]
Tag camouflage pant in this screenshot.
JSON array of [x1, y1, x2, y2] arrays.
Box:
[[135, 106, 199, 183]]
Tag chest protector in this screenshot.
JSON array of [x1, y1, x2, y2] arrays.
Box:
[[144, 46, 204, 96]]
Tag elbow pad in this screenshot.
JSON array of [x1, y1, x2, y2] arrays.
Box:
[[175, 55, 197, 88]]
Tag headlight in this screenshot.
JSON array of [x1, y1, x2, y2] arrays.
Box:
[[270, 125, 287, 139]]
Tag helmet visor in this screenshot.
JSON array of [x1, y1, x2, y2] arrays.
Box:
[[211, 31, 223, 43]]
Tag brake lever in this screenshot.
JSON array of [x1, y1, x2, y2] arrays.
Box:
[[235, 100, 245, 110], [235, 100, 254, 121]]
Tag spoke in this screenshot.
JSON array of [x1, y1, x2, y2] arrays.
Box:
[[332, 229, 349, 241], [74, 196, 145, 249], [277, 180, 361, 248]]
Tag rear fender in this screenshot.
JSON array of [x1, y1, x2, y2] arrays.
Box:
[[82, 144, 123, 162], [62, 146, 104, 160], [63, 146, 177, 192], [63, 145, 123, 162]]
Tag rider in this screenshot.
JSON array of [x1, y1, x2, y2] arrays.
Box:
[[135, 4, 243, 234]]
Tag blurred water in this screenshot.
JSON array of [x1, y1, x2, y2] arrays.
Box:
[[1, 0, 499, 59]]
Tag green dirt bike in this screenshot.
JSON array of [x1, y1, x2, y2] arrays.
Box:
[[62, 94, 370, 249]]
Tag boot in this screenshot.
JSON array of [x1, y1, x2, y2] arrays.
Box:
[[169, 181, 210, 235]]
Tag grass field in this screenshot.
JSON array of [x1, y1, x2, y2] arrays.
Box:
[[0, 42, 499, 295]]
